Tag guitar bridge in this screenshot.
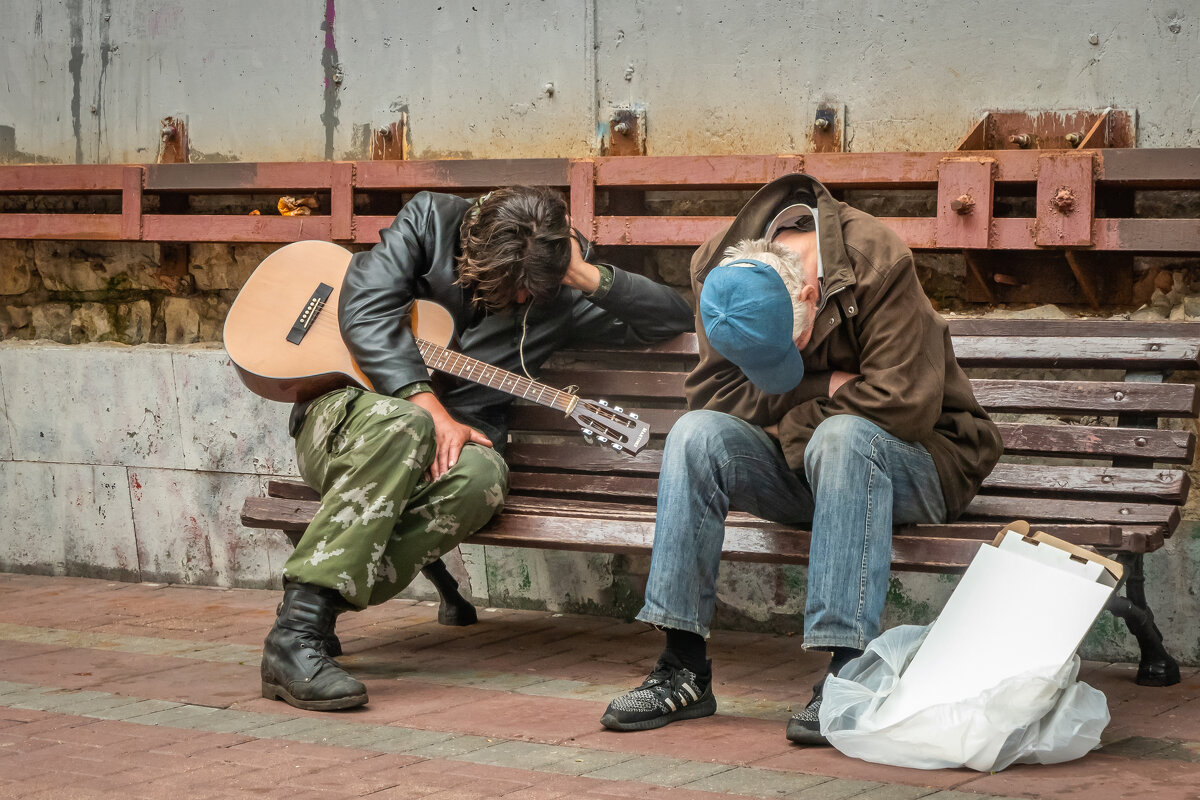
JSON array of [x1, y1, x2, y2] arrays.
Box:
[[286, 283, 334, 345]]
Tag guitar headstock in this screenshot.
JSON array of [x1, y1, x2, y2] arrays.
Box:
[[568, 398, 651, 456]]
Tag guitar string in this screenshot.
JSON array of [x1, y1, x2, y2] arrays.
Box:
[[300, 313, 575, 413]]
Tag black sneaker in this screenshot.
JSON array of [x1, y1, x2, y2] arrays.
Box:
[[600, 654, 716, 731], [785, 683, 828, 745]]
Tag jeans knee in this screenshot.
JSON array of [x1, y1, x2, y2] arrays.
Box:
[[664, 410, 745, 463], [804, 415, 878, 473]]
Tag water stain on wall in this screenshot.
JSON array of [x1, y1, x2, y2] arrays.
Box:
[[320, 0, 341, 161]]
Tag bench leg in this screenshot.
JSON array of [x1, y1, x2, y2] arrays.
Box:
[[422, 558, 478, 627], [1106, 553, 1180, 687]]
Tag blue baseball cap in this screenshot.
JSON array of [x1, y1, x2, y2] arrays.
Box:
[[699, 260, 806, 394]]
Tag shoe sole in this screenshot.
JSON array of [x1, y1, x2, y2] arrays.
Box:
[[600, 697, 717, 731], [261, 680, 368, 711], [785, 724, 829, 746]]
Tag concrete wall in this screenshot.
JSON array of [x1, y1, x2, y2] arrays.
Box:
[[2, 1, 1198, 164], [1, 340, 1198, 666]]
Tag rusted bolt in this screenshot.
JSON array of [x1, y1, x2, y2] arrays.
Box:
[[814, 117, 830, 130], [1065, 132, 1083, 147], [377, 127, 392, 138], [1050, 188, 1076, 214], [614, 121, 631, 136], [160, 124, 177, 140], [1009, 133, 1033, 148], [543, 82, 555, 97], [1135, 437, 1148, 447], [951, 194, 976, 215]]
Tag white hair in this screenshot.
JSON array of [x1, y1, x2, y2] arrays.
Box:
[[718, 238, 810, 340]]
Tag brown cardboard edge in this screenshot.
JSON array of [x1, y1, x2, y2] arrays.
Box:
[[989, 520, 1124, 582]]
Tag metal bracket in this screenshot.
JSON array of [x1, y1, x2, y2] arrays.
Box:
[[371, 113, 408, 160], [810, 103, 845, 153], [956, 109, 1135, 150], [1035, 152, 1096, 247], [936, 158, 995, 249], [604, 108, 646, 156], [158, 116, 188, 164]]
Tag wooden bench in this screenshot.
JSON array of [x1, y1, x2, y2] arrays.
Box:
[[243, 317, 1199, 687]]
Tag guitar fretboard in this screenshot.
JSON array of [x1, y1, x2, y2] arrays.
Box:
[[416, 338, 575, 413]]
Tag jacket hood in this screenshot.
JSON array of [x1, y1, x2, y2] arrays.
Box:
[[696, 173, 856, 298]]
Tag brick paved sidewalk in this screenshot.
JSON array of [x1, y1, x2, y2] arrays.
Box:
[[0, 573, 1198, 800]]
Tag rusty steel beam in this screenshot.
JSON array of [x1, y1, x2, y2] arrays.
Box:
[[594, 155, 805, 188], [120, 166, 143, 241], [569, 160, 596, 240], [145, 162, 335, 192], [355, 158, 568, 189], [330, 162, 354, 242], [0, 164, 128, 192], [0, 214, 123, 239], [140, 215, 332, 243]]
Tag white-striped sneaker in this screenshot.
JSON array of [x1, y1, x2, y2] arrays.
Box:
[[600, 654, 716, 731]]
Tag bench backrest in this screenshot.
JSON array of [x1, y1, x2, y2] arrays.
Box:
[[503, 319, 1199, 556]]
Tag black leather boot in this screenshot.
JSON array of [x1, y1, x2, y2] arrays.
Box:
[[276, 600, 342, 657], [261, 582, 367, 711]]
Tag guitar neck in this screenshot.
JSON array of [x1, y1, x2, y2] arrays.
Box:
[[415, 338, 576, 413]]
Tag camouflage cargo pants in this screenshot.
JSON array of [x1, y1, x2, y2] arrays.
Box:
[[282, 387, 508, 609]]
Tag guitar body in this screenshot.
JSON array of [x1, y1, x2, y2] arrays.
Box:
[[223, 241, 453, 403]]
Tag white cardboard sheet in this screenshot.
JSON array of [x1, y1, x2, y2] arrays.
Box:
[[875, 531, 1116, 726]]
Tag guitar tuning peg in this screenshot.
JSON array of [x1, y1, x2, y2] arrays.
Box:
[[598, 436, 609, 444], [598, 399, 609, 406], [612, 443, 623, 451], [614, 406, 624, 413], [630, 413, 639, 420]]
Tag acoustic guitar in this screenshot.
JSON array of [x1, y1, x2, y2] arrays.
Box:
[[222, 241, 651, 455]]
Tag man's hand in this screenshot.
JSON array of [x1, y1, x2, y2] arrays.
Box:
[[407, 392, 493, 481], [561, 233, 601, 293]]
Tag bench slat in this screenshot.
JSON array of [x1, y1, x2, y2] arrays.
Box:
[[561, 328, 1200, 371], [953, 336, 1199, 369], [264, 477, 1179, 532], [970, 380, 1197, 416], [242, 497, 1135, 569], [524, 375, 1197, 416], [512, 406, 1195, 463], [503, 444, 1190, 500]]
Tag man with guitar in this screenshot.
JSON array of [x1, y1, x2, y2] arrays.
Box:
[[600, 174, 1001, 743], [256, 186, 692, 711]]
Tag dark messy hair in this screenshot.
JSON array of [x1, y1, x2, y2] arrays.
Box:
[[455, 186, 572, 311]]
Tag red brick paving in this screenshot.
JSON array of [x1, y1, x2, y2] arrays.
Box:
[[2, 572, 1200, 799]]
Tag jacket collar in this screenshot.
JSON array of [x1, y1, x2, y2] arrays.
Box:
[[697, 173, 857, 300]]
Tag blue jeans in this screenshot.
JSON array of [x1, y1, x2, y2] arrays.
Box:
[[637, 411, 947, 650]]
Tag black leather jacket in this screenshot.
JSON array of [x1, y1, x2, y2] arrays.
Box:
[[316, 191, 693, 448]]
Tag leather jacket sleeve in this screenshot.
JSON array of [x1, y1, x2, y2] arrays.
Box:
[[338, 193, 468, 398], [567, 264, 694, 345]]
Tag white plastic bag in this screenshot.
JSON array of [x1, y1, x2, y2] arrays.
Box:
[[819, 624, 1110, 772]]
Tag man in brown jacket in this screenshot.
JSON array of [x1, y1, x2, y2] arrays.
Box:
[[600, 174, 1001, 744]]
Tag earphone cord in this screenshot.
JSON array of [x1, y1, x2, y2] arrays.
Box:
[[519, 302, 534, 381]]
